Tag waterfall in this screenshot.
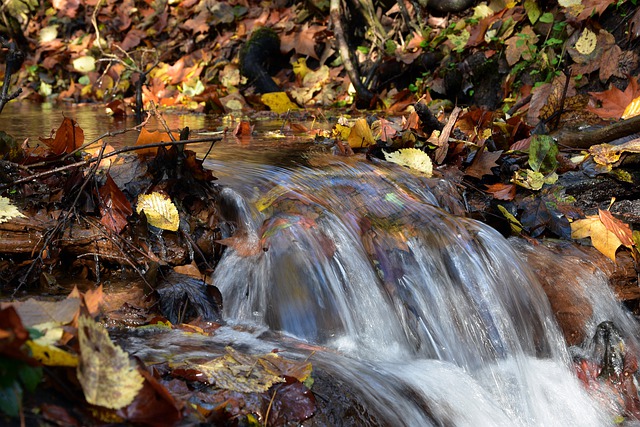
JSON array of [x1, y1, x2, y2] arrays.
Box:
[[207, 153, 635, 426]]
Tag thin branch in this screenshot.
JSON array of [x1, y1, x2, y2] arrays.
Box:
[[0, 135, 222, 190]]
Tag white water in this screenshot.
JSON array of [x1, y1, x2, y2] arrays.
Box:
[[207, 153, 637, 426]]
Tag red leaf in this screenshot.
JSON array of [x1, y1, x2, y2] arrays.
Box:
[[598, 209, 634, 247]]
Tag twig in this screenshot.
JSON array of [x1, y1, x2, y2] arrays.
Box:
[[0, 36, 24, 114], [330, 0, 374, 106], [0, 135, 222, 190]]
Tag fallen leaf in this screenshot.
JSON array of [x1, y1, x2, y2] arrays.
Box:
[[77, 315, 144, 409], [465, 150, 502, 179], [178, 347, 286, 393], [99, 174, 133, 234], [136, 192, 180, 232], [485, 183, 516, 200], [347, 118, 376, 148], [598, 209, 634, 247], [135, 128, 179, 157], [260, 92, 298, 114], [588, 76, 640, 119], [39, 117, 84, 156], [383, 148, 433, 176], [0, 196, 26, 224], [589, 137, 640, 165]]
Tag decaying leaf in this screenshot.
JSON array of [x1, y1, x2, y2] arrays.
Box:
[[0, 196, 26, 224], [485, 183, 516, 201], [512, 169, 557, 190], [136, 192, 180, 231], [571, 209, 634, 261], [465, 150, 502, 179], [179, 347, 286, 393], [77, 315, 144, 409], [589, 137, 640, 165], [99, 174, 133, 234], [383, 148, 433, 176]]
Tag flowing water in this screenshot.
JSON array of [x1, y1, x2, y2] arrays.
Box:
[[3, 103, 640, 425], [207, 151, 639, 426]]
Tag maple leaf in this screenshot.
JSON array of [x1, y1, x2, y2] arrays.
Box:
[[571, 209, 634, 261], [588, 76, 640, 119], [465, 150, 502, 179]]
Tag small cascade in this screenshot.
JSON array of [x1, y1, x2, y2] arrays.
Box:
[[207, 153, 638, 425]]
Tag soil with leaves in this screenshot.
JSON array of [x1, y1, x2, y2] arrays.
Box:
[[3, 0, 640, 425]]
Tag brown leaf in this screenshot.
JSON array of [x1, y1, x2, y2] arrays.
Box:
[[234, 121, 253, 137], [598, 209, 634, 247], [39, 117, 85, 156], [465, 150, 502, 179], [99, 174, 133, 234], [435, 107, 462, 164], [135, 128, 179, 157], [588, 76, 640, 119], [485, 183, 516, 200]]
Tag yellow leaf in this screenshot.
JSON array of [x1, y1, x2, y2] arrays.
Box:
[[0, 196, 26, 224], [27, 340, 78, 367], [77, 315, 144, 409], [383, 148, 433, 176], [182, 347, 285, 393], [260, 92, 298, 114], [575, 28, 597, 55], [347, 118, 376, 148], [136, 192, 180, 231], [292, 57, 310, 79], [622, 96, 640, 119], [570, 211, 632, 261]]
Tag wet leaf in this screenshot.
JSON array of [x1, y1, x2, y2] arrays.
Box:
[[260, 92, 298, 114], [575, 28, 597, 55], [77, 315, 144, 409], [180, 347, 286, 393], [498, 205, 523, 234], [9, 298, 80, 328], [26, 340, 78, 367], [72, 56, 96, 73], [589, 138, 640, 165], [485, 183, 516, 201], [528, 135, 559, 173], [0, 196, 26, 224], [622, 96, 640, 119], [136, 193, 180, 232], [519, 193, 572, 238], [135, 128, 180, 157], [99, 174, 133, 234], [39, 117, 84, 156], [383, 148, 433, 176], [512, 170, 557, 190]]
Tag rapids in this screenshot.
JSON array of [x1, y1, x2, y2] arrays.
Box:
[[205, 152, 639, 426]]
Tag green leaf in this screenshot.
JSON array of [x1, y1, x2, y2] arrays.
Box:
[[0, 383, 22, 417], [528, 134, 559, 173], [524, 0, 541, 24], [18, 365, 42, 393], [539, 12, 554, 23]]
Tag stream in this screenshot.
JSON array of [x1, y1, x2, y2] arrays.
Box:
[[3, 103, 640, 425]]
